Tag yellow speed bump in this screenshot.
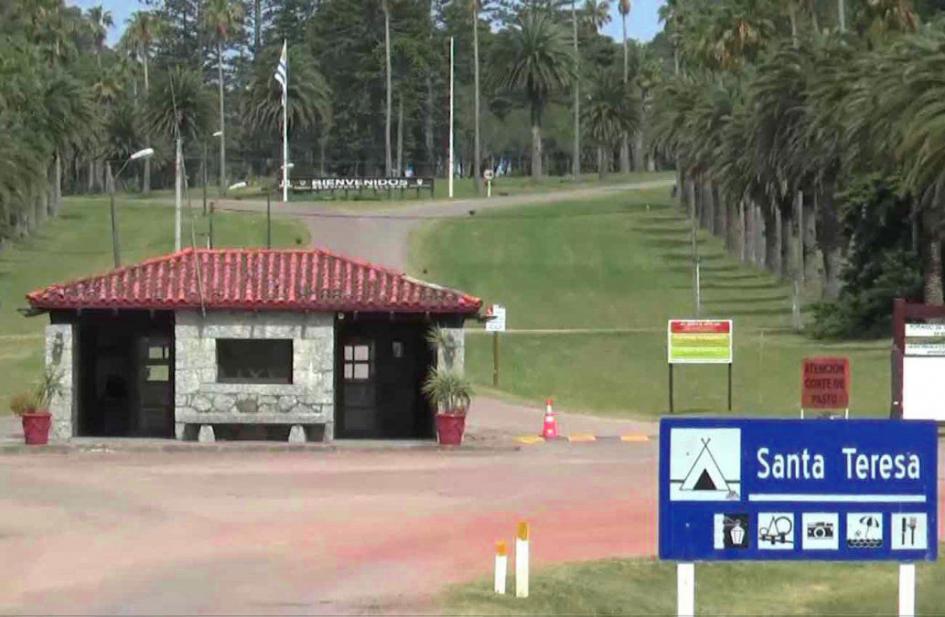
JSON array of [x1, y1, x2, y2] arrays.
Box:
[[516, 435, 545, 445], [620, 434, 650, 443], [568, 433, 597, 443]]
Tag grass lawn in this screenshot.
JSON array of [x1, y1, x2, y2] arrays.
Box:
[[124, 171, 674, 206], [410, 190, 891, 418], [0, 197, 308, 410], [442, 555, 945, 615]]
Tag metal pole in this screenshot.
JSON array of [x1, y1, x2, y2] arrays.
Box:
[[202, 143, 208, 215], [174, 136, 182, 251], [208, 201, 214, 249], [695, 258, 702, 317], [109, 170, 121, 267], [266, 191, 272, 249], [282, 40, 289, 203], [492, 331, 499, 387], [677, 562, 695, 617], [448, 36, 454, 199], [728, 363, 733, 411], [669, 364, 674, 414]]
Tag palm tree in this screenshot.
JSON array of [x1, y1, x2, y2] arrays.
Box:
[[473, 0, 483, 193], [123, 11, 161, 194], [85, 5, 112, 69], [243, 44, 332, 138], [582, 70, 639, 179], [147, 68, 212, 251], [382, 0, 393, 177], [40, 70, 96, 216], [202, 0, 244, 196], [618, 0, 632, 173], [584, 0, 612, 30], [570, 0, 580, 176], [491, 12, 572, 178]]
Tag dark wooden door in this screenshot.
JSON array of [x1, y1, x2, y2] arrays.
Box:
[[338, 321, 434, 439], [136, 335, 174, 437], [340, 338, 378, 437]]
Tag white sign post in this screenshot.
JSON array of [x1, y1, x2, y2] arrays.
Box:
[[484, 169, 494, 198], [677, 562, 695, 617], [899, 563, 916, 617], [486, 304, 506, 387]]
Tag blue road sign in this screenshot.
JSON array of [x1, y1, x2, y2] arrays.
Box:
[[659, 419, 938, 561]]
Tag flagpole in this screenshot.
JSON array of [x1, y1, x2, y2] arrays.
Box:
[[448, 36, 454, 199], [282, 40, 289, 204]]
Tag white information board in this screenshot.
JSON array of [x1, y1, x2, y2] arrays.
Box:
[[485, 304, 506, 332], [902, 356, 945, 421]]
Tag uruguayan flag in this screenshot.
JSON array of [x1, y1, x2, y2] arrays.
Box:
[[274, 41, 287, 97]]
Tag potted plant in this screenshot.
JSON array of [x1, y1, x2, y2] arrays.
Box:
[[10, 368, 62, 445], [422, 368, 472, 446]]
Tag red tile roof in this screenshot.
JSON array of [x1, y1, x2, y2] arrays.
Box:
[[26, 248, 482, 314]]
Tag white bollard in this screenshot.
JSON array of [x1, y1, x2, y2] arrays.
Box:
[[515, 521, 529, 598], [677, 562, 695, 617], [899, 563, 916, 617], [494, 541, 508, 594]]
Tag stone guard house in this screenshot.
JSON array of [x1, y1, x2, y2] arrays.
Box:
[[25, 248, 481, 442]]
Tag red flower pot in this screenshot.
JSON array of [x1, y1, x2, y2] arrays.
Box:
[[435, 412, 466, 446], [21, 412, 52, 446]]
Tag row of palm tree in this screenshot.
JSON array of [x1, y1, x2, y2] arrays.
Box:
[[650, 0, 945, 308]]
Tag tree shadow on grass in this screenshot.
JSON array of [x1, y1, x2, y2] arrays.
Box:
[[701, 281, 782, 291], [703, 294, 790, 305]]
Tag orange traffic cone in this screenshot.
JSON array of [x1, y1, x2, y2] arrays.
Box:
[[541, 398, 559, 439]]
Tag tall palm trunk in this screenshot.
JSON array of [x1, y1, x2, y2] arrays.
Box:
[[254, 0, 262, 56], [596, 146, 605, 180], [52, 151, 62, 216], [424, 74, 435, 177], [619, 12, 631, 174], [218, 41, 227, 196], [922, 184, 944, 304], [530, 103, 543, 178], [763, 205, 781, 276], [838, 0, 846, 32], [571, 0, 580, 177], [143, 53, 151, 194], [817, 180, 843, 299], [383, 0, 393, 177], [396, 95, 404, 175], [473, 1, 482, 193]]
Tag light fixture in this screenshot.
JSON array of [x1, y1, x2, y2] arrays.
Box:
[[130, 148, 154, 161]]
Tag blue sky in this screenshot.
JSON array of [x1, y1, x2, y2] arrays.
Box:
[[67, 0, 666, 46]]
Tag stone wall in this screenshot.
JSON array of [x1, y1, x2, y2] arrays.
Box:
[[174, 311, 334, 441], [45, 323, 77, 440], [436, 327, 465, 373]]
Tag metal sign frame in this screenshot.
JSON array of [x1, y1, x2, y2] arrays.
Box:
[[667, 320, 734, 413], [659, 418, 938, 562]]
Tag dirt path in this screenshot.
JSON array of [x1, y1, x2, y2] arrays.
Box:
[[213, 178, 674, 270], [0, 442, 657, 615]]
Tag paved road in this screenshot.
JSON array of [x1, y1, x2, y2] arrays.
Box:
[[0, 439, 658, 615], [213, 178, 674, 270]]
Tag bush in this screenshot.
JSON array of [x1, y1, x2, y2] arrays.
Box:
[[810, 174, 923, 339]]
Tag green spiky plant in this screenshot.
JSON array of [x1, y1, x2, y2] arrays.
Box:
[[421, 368, 473, 416]]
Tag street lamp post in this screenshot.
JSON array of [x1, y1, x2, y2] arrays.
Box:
[[110, 148, 155, 267]]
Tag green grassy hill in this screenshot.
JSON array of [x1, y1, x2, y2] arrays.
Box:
[[0, 197, 308, 408], [410, 189, 890, 418]]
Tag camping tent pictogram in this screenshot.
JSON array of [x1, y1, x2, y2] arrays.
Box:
[[680, 438, 731, 493]]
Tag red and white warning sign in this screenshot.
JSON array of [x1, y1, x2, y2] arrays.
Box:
[[801, 357, 850, 410]]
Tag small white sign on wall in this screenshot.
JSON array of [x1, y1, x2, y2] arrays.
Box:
[[485, 305, 506, 333]]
